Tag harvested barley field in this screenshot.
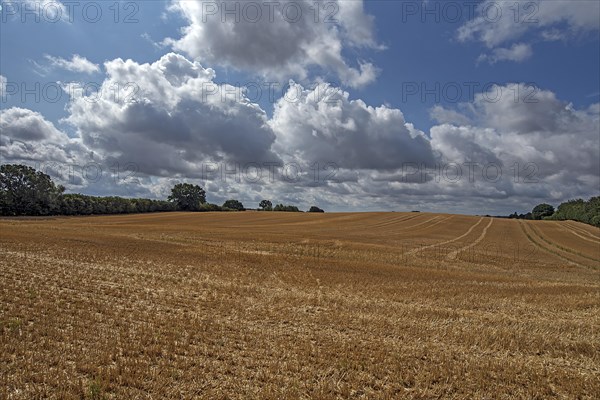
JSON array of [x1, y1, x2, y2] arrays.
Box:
[[1, 212, 599, 399]]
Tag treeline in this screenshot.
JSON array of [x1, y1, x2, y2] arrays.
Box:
[[273, 204, 300, 212], [0, 164, 177, 216], [257, 200, 322, 213], [58, 194, 175, 215], [507, 196, 600, 227], [547, 197, 600, 227], [0, 164, 324, 216]]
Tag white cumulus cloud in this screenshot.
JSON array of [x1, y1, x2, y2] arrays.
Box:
[[458, 0, 600, 63], [458, 0, 600, 48], [44, 54, 100, 74], [63, 53, 280, 177], [164, 0, 382, 88], [477, 43, 533, 65], [1, 53, 598, 214], [270, 81, 436, 169]]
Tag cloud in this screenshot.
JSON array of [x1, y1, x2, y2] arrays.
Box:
[[0, 75, 6, 98], [2, 54, 284, 198], [476, 43, 532, 65], [457, 0, 600, 64], [44, 54, 100, 74], [269, 81, 436, 169], [164, 0, 381, 88], [458, 0, 600, 48], [430, 105, 472, 126], [540, 29, 565, 42], [273, 83, 598, 213], [1, 55, 598, 214], [429, 84, 600, 198], [63, 53, 280, 178], [0, 107, 67, 143], [0, 108, 88, 183]]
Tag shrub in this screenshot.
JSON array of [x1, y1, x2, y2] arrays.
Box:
[[222, 199, 245, 211], [199, 203, 222, 212]]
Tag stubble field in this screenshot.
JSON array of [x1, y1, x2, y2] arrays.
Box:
[[1, 212, 599, 399]]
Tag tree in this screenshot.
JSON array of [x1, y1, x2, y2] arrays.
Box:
[[0, 164, 178, 216], [308, 206, 324, 213], [549, 196, 600, 227], [274, 204, 301, 212], [223, 199, 245, 211], [532, 203, 555, 220], [259, 200, 272, 211], [199, 203, 222, 212], [0, 164, 64, 216], [168, 183, 206, 211]]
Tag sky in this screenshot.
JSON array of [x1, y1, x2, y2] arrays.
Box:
[[1, 0, 599, 214]]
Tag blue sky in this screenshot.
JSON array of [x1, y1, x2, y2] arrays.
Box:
[[1, 1, 599, 213]]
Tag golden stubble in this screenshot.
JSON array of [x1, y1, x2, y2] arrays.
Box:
[[1, 212, 599, 399]]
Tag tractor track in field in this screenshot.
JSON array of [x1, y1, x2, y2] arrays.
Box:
[[565, 221, 600, 238], [447, 218, 494, 261], [367, 214, 421, 229], [518, 221, 594, 269], [405, 217, 485, 257], [384, 215, 443, 231], [563, 221, 600, 241], [555, 223, 600, 244], [388, 215, 454, 236], [409, 215, 455, 233], [529, 224, 600, 264], [564, 228, 600, 244]]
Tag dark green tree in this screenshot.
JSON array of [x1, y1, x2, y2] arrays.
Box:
[[0, 164, 64, 216], [532, 203, 555, 220], [199, 203, 222, 212], [223, 199, 245, 211], [550, 196, 600, 227], [308, 206, 324, 213], [274, 204, 301, 212], [168, 183, 206, 211], [259, 200, 272, 211]]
